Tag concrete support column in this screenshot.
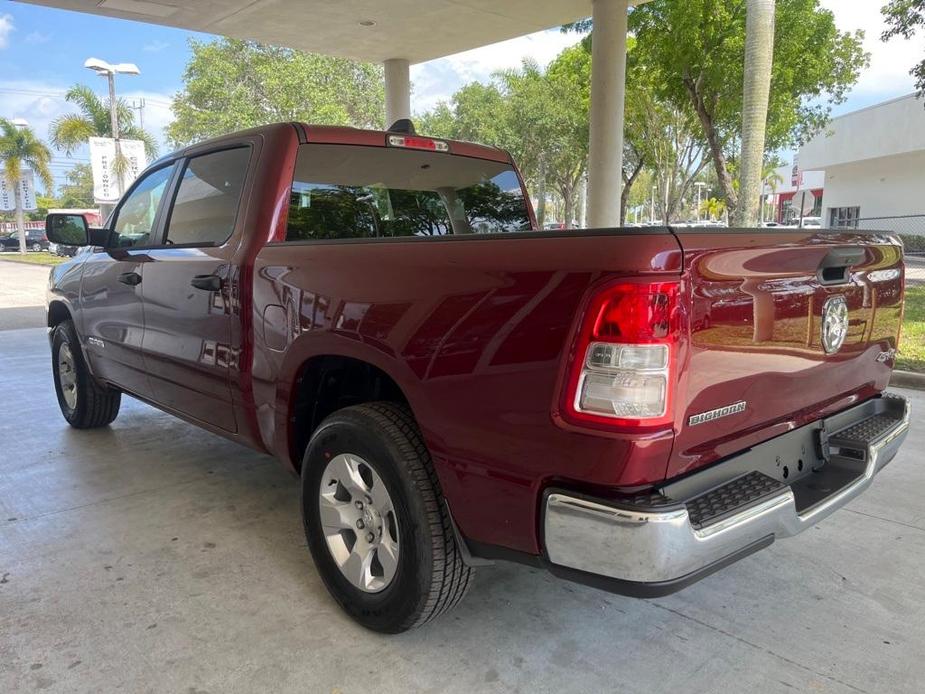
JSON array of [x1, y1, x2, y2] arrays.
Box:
[[587, 0, 629, 228], [384, 58, 411, 128]]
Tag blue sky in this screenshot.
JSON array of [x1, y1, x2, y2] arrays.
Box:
[[0, 4, 206, 186], [0, 1, 920, 191]]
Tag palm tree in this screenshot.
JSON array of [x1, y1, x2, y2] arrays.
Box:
[[49, 84, 158, 158], [735, 0, 776, 227], [760, 159, 784, 223], [0, 120, 54, 254], [699, 197, 727, 222]]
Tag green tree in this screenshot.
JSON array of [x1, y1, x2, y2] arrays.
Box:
[[58, 163, 95, 209], [882, 0, 925, 101], [499, 50, 591, 227], [499, 61, 556, 226], [645, 103, 711, 222], [27, 194, 58, 222], [168, 38, 384, 146], [632, 0, 867, 217], [418, 82, 510, 146], [700, 197, 727, 221], [0, 120, 54, 254], [49, 84, 158, 157], [573, 1, 867, 218], [420, 45, 592, 228]]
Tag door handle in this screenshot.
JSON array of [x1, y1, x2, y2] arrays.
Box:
[[118, 271, 142, 286], [190, 274, 223, 291]]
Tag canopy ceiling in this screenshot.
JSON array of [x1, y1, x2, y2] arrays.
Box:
[[17, 0, 629, 64]]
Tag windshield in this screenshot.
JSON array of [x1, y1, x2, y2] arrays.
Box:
[[286, 144, 531, 241]]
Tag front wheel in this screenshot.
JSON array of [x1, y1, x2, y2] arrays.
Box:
[[301, 402, 473, 633], [52, 320, 121, 428]]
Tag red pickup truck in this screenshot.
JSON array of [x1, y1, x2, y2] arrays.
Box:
[[45, 122, 910, 633]]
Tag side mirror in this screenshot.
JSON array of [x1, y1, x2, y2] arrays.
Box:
[[46, 213, 90, 246]]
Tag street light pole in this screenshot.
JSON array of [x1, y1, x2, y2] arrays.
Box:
[[105, 70, 125, 198], [84, 58, 140, 220], [694, 181, 707, 221]]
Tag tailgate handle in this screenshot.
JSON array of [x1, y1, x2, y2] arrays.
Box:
[[817, 247, 865, 286]]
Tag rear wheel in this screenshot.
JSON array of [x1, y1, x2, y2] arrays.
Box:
[[52, 320, 121, 428], [301, 402, 473, 633], [31, 242, 42, 252]]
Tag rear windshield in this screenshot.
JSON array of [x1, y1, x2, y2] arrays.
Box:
[[285, 144, 531, 241]]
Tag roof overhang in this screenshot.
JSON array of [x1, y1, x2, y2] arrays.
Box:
[[17, 0, 623, 64]]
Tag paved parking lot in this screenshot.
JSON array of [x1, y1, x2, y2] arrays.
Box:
[[0, 323, 922, 693]]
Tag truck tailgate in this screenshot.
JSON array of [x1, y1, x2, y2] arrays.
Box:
[[668, 230, 904, 480]]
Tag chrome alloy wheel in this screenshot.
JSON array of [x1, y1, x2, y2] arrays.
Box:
[[57, 343, 78, 410], [318, 453, 400, 593]]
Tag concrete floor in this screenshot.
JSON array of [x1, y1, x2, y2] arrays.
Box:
[[0, 260, 48, 331], [0, 326, 923, 693]]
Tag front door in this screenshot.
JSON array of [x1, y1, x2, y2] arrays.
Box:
[[80, 163, 176, 399], [141, 147, 251, 433]]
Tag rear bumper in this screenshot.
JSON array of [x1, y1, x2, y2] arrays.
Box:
[[542, 393, 910, 597]]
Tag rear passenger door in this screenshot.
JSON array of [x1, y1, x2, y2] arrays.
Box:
[[140, 146, 251, 433]]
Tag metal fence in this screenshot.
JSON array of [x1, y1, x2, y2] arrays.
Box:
[[834, 214, 925, 256], [830, 215, 925, 286]]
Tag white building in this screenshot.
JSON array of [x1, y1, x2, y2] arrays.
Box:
[[799, 94, 925, 232]]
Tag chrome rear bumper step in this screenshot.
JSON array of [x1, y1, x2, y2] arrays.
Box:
[[543, 393, 910, 594], [686, 471, 785, 531]]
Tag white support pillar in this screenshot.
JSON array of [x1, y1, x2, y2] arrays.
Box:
[[384, 58, 411, 128], [587, 0, 629, 228]]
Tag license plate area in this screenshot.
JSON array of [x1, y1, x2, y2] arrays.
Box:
[[663, 423, 822, 501], [661, 394, 904, 504]]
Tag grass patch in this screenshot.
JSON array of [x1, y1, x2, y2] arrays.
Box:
[[0, 251, 66, 266], [898, 285, 925, 373]]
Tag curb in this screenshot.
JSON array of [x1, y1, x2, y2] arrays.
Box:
[[891, 370, 925, 390]]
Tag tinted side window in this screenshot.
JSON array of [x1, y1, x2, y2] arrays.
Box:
[[111, 164, 176, 248], [165, 147, 249, 246]]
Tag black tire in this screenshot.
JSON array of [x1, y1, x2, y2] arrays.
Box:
[[301, 402, 473, 633], [31, 242, 42, 252], [51, 320, 121, 429]]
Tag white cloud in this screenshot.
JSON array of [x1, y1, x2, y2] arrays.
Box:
[[0, 80, 176, 190], [820, 0, 922, 107], [143, 40, 170, 53], [0, 14, 14, 50], [410, 28, 583, 113], [24, 31, 51, 45]]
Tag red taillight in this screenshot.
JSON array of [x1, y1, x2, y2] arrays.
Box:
[[560, 281, 679, 429], [387, 134, 449, 152]]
